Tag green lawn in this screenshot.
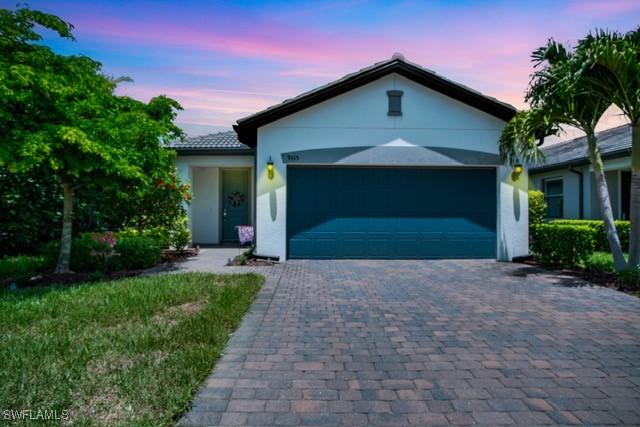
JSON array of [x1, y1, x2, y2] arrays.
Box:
[[580, 251, 634, 273], [0, 272, 262, 426], [580, 251, 619, 272]]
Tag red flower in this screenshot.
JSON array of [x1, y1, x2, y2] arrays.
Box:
[[156, 178, 164, 188]]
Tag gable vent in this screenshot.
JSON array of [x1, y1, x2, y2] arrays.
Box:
[[387, 90, 403, 116]]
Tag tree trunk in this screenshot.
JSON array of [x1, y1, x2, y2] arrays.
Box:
[[54, 182, 74, 274], [628, 125, 640, 268], [588, 134, 627, 272]]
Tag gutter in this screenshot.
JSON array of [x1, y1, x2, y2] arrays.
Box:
[[569, 167, 584, 219]]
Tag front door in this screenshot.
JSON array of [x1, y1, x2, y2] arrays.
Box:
[[222, 169, 250, 242]]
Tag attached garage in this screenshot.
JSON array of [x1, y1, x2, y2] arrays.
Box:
[[234, 55, 529, 261], [287, 167, 496, 259]]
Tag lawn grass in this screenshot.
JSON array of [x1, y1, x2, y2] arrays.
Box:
[[0, 272, 262, 426], [580, 251, 618, 273]]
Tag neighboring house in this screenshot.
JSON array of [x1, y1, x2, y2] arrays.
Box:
[[529, 124, 632, 221], [169, 54, 529, 261]]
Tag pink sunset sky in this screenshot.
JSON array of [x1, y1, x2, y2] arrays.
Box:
[[8, 0, 640, 139]]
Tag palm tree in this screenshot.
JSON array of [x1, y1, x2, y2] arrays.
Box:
[[576, 28, 640, 268], [500, 39, 627, 271]]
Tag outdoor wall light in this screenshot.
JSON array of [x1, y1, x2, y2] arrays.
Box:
[[512, 163, 523, 180], [267, 156, 274, 180]]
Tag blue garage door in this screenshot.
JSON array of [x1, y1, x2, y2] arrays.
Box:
[[287, 167, 496, 259]]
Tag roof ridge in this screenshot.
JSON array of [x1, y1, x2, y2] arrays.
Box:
[[237, 55, 515, 125], [187, 129, 235, 139], [234, 55, 517, 147], [532, 123, 631, 171], [541, 123, 630, 152], [168, 129, 251, 151]]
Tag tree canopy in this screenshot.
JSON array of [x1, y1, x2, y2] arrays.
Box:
[[0, 6, 185, 272], [498, 36, 628, 271]]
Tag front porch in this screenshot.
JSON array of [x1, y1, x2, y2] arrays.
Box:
[[176, 156, 255, 245]]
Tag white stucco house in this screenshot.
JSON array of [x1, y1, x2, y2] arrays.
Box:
[[530, 124, 632, 220], [170, 55, 529, 261]]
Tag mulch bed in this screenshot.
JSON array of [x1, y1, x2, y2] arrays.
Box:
[[4, 248, 201, 289], [161, 247, 199, 262], [227, 255, 276, 267], [11, 269, 146, 288], [515, 256, 637, 294]]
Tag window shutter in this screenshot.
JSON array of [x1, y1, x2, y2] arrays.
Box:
[[387, 90, 403, 116]]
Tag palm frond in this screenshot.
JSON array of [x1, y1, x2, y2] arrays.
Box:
[[499, 110, 553, 166], [576, 28, 640, 125]]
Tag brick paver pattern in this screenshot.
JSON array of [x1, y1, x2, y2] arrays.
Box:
[[180, 260, 640, 426]]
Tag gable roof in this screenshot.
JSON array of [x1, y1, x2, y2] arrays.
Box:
[[530, 124, 631, 173], [233, 54, 517, 147], [167, 131, 252, 155]]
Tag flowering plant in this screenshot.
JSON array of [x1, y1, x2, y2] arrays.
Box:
[[92, 231, 117, 248], [89, 231, 118, 262]]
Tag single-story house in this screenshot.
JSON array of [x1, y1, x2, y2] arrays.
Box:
[[169, 54, 529, 261], [529, 124, 632, 220]]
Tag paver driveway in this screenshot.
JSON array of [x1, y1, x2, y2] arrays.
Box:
[[180, 260, 640, 426]]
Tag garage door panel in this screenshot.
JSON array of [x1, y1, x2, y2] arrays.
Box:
[[314, 238, 337, 258], [287, 167, 496, 259], [444, 216, 494, 232], [288, 237, 312, 257], [394, 237, 422, 258], [342, 236, 366, 257], [367, 238, 393, 258], [445, 232, 495, 258], [420, 234, 445, 258]]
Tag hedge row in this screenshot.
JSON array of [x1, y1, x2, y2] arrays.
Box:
[[531, 223, 595, 267], [549, 219, 630, 252], [43, 232, 161, 273]]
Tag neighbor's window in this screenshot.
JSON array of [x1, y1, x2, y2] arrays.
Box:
[[544, 178, 563, 218]]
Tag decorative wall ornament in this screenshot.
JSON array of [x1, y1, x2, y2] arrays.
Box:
[[227, 191, 244, 207]]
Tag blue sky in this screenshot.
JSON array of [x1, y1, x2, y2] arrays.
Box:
[[4, 0, 639, 136]]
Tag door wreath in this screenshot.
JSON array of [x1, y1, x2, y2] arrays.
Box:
[[227, 191, 244, 207]]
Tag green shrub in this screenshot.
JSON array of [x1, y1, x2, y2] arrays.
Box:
[[141, 227, 172, 250], [531, 223, 595, 267], [0, 255, 48, 284], [617, 268, 640, 291], [42, 234, 114, 273], [0, 167, 62, 257], [118, 214, 191, 251], [550, 219, 630, 252], [71, 232, 119, 272], [582, 252, 615, 273], [115, 236, 161, 270], [41, 240, 61, 270], [43, 232, 161, 273], [237, 246, 255, 266], [528, 190, 547, 227], [169, 215, 191, 251]]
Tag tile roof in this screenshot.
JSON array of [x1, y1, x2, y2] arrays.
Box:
[[531, 124, 631, 172], [167, 131, 252, 153]]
